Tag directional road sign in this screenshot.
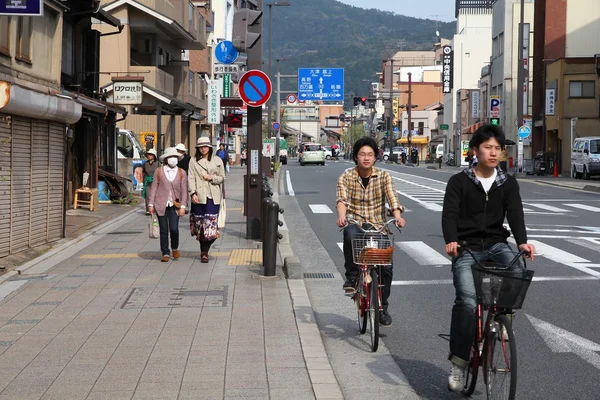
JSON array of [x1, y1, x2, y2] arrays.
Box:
[[214, 40, 238, 65], [297, 68, 344, 101], [238, 70, 272, 107], [518, 124, 531, 139]]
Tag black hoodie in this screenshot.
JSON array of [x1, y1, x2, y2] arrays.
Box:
[[442, 167, 527, 249]]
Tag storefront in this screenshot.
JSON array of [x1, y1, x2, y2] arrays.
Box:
[[396, 136, 429, 160], [0, 81, 82, 257]]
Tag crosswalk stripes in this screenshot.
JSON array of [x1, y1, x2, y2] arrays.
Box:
[[523, 203, 570, 213], [395, 241, 451, 266], [565, 203, 600, 212], [309, 204, 333, 214]]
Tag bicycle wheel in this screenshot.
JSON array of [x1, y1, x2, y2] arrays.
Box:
[[356, 273, 368, 334], [483, 314, 517, 400], [462, 336, 480, 396], [368, 268, 380, 352]]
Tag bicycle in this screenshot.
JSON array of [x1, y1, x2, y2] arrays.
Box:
[[457, 242, 535, 400], [343, 217, 398, 352]]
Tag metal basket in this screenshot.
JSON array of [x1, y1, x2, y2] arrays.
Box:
[[471, 265, 535, 309], [351, 233, 393, 265]]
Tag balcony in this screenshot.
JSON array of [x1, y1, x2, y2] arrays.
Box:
[[129, 65, 174, 96], [205, 9, 214, 32], [135, 0, 176, 20], [160, 62, 203, 109]]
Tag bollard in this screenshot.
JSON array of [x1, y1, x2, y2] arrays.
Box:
[[261, 197, 272, 243], [263, 200, 282, 277]]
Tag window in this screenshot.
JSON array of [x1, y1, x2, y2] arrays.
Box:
[[16, 16, 32, 62], [591, 140, 600, 154], [158, 47, 164, 65], [418, 122, 424, 135], [0, 16, 9, 56], [569, 81, 595, 98], [189, 2, 194, 30], [61, 20, 74, 76], [584, 141, 589, 153]]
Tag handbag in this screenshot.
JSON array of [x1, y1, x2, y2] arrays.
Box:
[[148, 214, 160, 239], [217, 185, 226, 228]]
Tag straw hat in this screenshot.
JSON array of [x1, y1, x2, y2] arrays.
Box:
[[195, 137, 212, 147], [159, 147, 184, 161], [175, 143, 187, 152], [145, 148, 158, 158]]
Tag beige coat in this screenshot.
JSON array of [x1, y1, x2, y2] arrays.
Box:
[[188, 156, 225, 205]]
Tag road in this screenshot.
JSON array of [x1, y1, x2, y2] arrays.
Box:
[[283, 159, 600, 399]]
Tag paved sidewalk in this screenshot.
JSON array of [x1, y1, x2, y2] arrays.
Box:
[[0, 167, 340, 399]]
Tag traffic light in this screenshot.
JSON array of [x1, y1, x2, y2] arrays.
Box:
[[491, 118, 500, 125], [361, 97, 367, 106], [232, 8, 263, 52], [353, 97, 359, 106]]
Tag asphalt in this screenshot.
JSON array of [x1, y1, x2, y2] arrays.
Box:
[[283, 157, 600, 400], [0, 167, 345, 400]]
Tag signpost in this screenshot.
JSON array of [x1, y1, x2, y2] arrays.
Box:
[[238, 70, 272, 107], [263, 139, 275, 157], [440, 124, 449, 131], [517, 125, 530, 173], [214, 40, 239, 64], [272, 122, 280, 131], [207, 80, 220, 125], [222, 74, 231, 98], [297, 68, 344, 101], [286, 94, 297, 104]]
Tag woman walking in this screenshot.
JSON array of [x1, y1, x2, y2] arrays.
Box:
[[148, 147, 188, 262], [188, 137, 226, 263], [142, 149, 159, 215]]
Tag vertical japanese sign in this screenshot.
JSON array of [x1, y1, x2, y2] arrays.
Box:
[[522, 23, 530, 116], [222, 74, 231, 98], [207, 80, 221, 125], [442, 45, 453, 94], [471, 90, 480, 120], [545, 89, 556, 115]]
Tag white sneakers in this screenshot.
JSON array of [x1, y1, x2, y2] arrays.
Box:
[[448, 363, 466, 393]]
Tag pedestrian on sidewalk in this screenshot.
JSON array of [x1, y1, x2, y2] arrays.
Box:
[[216, 143, 230, 174], [142, 149, 159, 215], [188, 137, 226, 263], [176, 143, 191, 174], [240, 148, 247, 166], [148, 147, 188, 262]]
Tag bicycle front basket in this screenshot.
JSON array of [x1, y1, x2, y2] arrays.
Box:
[[351, 233, 393, 265], [471, 266, 535, 309]]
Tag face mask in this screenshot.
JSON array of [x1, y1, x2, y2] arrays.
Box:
[[167, 158, 178, 168]]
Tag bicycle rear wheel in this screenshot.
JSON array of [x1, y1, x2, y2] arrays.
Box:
[[356, 273, 368, 334], [368, 268, 380, 352], [462, 336, 480, 396], [483, 313, 517, 400]]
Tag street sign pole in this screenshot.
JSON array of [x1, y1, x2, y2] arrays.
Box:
[[275, 69, 281, 163], [246, 0, 263, 240]]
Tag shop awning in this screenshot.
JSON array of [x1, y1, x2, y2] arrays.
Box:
[[396, 136, 429, 144], [465, 121, 484, 134]]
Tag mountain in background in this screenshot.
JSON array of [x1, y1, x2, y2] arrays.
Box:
[[264, 0, 455, 104]]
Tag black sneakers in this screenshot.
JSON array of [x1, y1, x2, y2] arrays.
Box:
[[380, 310, 392, 327], [342, 279, 356, 292]]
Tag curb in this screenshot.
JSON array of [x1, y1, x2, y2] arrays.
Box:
[[533, 179, 600, 193], [3, 206, 141, 282]]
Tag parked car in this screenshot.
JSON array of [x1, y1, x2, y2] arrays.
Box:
[[382, 146, 407, 162], [324, 146, 333, 160], [280, 149, 288, 165], [300, 143, 325, 166], [571, 136, 600, 179]]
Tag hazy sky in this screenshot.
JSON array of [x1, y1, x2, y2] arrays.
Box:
[[335, 0, 455, 22]]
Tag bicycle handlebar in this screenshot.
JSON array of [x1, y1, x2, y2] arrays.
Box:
[[457, 241, 529, 269], [342, 216, 400, 233]]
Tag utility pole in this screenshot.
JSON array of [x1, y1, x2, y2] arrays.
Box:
[[276, 60, 281, 158], [516, 0, 525, 173], [407, 72, 413, 148], [387, 59, 394, 159]]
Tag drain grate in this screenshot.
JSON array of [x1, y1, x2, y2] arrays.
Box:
[[304, 272, 335, 279]]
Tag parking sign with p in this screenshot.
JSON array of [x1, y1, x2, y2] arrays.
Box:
[[489, 96, 501, 119]]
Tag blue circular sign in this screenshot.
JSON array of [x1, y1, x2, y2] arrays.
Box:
[[273, 122, 281, 130], [214, 40, 238, 65], [518, 125, 531, 139]]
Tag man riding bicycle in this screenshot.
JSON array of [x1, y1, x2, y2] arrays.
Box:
[[442, 123, 535, 392], [336, 137, 406, 327]]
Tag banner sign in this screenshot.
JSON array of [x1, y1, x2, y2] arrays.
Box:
[[0, 0, 42, 16], [442, 45, 453, 94]]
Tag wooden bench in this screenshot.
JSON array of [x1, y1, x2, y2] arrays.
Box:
[[74, 187, 98, 211]]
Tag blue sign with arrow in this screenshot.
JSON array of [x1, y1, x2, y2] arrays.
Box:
[[214, 40, 238, 65], [298, 68, 344, 101], [518, 125, 531, 139]]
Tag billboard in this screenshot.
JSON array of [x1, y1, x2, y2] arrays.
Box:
[[0, 0, 43, 16]]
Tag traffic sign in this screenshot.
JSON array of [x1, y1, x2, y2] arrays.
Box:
[[518, 125, 531, 139], [272, 122, 280, 131], [214, 40, 238, 65], [286, 94, 297, 104], [238, 70, 272, 107], [440, 124, 449, 130], [490, 95, 501, 119], [298, 68, 344, 100]]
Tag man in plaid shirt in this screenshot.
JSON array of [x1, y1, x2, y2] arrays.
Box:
[[336, 137, 406, 327]]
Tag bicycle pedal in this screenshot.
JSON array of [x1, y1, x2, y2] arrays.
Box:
[[344, 289, 356, 297]]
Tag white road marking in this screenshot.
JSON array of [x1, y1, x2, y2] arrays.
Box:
[[566, 203, 600, 212], [527, 314, 600, 371], [396, 190, 444, 211], [337, 242, 343, 252], [524, 203, 570, 212], [527, 239, 590, 264], [285, 170, 295, 196], [309, 204, 333, 214], [391, 276, 598, 286], [395, 241, 450, 266]]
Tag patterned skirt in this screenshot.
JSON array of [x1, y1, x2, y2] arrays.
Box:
[[190, 199, 221, 241]]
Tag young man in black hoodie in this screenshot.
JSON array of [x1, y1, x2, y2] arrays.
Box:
[[442, 124, 535, 392]]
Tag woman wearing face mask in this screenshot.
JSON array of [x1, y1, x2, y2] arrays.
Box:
[[148, 147, 188, 262], [188, 137, 225, 263]]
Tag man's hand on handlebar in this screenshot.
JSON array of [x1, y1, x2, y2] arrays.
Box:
[[445, 241, 459, 257], [336, 215, 347, 228], [518, 243, 536, 260], [395, 216, 406, 228]]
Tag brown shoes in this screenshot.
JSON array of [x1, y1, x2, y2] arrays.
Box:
[[172, 250, 180, 259], [161, 255, 170, 262], [200, 252, 209, 263]]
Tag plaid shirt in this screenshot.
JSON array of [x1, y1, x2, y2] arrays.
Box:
[[336, 167, 402, 227]]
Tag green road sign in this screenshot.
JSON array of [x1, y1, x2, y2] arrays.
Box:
[[440, 124, 449, 130], [223, 74, 231, 97], [491, 118, 500, 125]]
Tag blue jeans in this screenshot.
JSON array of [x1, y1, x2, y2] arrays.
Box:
[[449, 242, 522, 367], [157, 206, 179, 256]]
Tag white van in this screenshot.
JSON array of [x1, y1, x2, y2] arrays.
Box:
[[117, 129, 145, 160], [435, 144, 444, 159], [571, 136, 600, 179]]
